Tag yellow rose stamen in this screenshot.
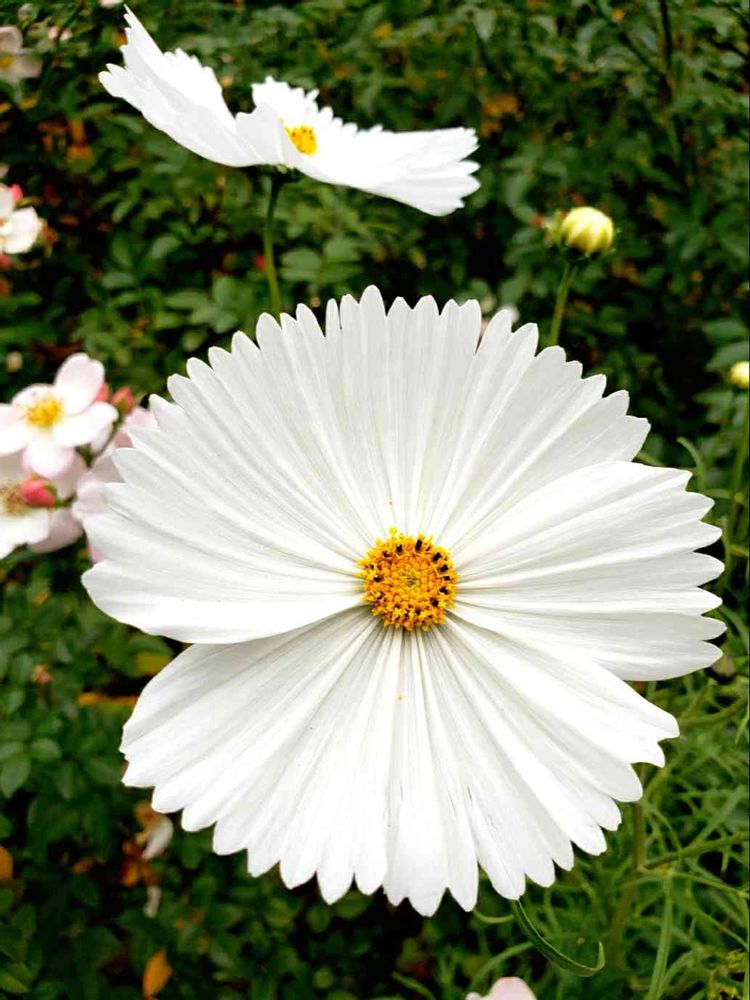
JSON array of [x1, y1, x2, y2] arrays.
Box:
[[0, 484, 27, 517], [24, 395, 63, 429], [359, 529, 458, 631], [285, 125, 318, 155]]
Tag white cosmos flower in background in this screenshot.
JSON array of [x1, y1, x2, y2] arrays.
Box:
[[83, 287, 723, 916], [99, 8, 479, 216]]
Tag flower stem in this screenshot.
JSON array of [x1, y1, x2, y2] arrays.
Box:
[[548, 261, 577, 347], [262, 172, 284, 317], [719, 387, 750, 593]]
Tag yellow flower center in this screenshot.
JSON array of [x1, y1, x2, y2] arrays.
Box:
[[1, 484, 27, 517], [0, 55, 15, 70], [285, 125, 318, 155], [359, 529, 458, 631], [25, 395, 63, 428]]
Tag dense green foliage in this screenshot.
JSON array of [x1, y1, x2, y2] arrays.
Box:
[[0, 1, 748, 997]]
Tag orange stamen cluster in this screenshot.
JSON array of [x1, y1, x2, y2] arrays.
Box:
[[285, 125, 318, 155], [359, 529, 458, 631], [24, 395, 62, 428]]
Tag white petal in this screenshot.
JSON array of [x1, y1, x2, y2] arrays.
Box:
[[54, 402, 118, 446], [1, 207, 41, 253], [121, 610, 677, 916], [433, 343, 648, 544], [54, 353, 106, 412], [123, 611, 400, 903], [413, 620, 676, 899], [23, 434, 75, 479], [0, 27, 22, 53], [30, 508, 83, 553], [100, 8, 262, 166], [453, 463, 723, 679], [0, 404, 32, 454], [0, 186, 14, 218]]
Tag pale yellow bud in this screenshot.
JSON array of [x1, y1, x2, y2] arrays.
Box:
[[728, 360, 749, 390], [559, 206, 614, 256]]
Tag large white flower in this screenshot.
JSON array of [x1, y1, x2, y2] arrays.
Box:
[[84, 287, 723, 915], [99, 9, 479, 216]]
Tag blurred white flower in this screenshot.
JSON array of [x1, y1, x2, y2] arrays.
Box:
[[99, 8, 479, 216], [0, 452, 84, 558], [84, 287, 722, 916], [0, 26, 41, 84], [134, 802, 174, 860], [0, 183, 41, 254], [467, 979, 537, 1000], [0, 354, 118, 478]]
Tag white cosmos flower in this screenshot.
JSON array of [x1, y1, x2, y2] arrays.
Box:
[[99, 8, 479, 216], [83, 287, 723, 916]]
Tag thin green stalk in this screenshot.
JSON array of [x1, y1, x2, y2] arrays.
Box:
[[719, 388, 749, 594], [262, 172, 284, 317], [548, 261, 576, 347], [608, 796, 646, 966]]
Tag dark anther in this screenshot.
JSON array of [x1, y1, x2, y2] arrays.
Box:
[[430, 598, 439, 607], [396, 544, 403, 553], [415, 539, 423, 551], [439, 586, 448, 594], [439, 564, 449, 573]]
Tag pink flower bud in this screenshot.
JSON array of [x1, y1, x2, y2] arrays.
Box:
[[111, 386, 135, 414], [95, 382, 110, 402], [0, 254, 11, 270], [9, 184, 22, 204], [20, 476, 57, 508]]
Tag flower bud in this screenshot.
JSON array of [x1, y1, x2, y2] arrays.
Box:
[[558, 206, 614, 256], [111, 386, 136, 414], [728, 360, 749, 390], [9, 184, 22, 204], [20, 475, 57, 508], [94, 382, 110, 402]]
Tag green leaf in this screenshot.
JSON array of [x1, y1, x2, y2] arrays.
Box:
[[0, 964, 31, 994], [29, 739, 61, 763], [0, 754, 31, 798], [509, 899, 606, 977]]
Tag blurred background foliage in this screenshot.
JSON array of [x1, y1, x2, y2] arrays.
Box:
[[0, 0, 748, 998]]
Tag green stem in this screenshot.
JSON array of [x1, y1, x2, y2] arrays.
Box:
[[262, 173, 284, 317], [719, 388, 749, 594], [608, 797, 646, 966], [548, 261, 576, 347], [645, 831, 749, 869]]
